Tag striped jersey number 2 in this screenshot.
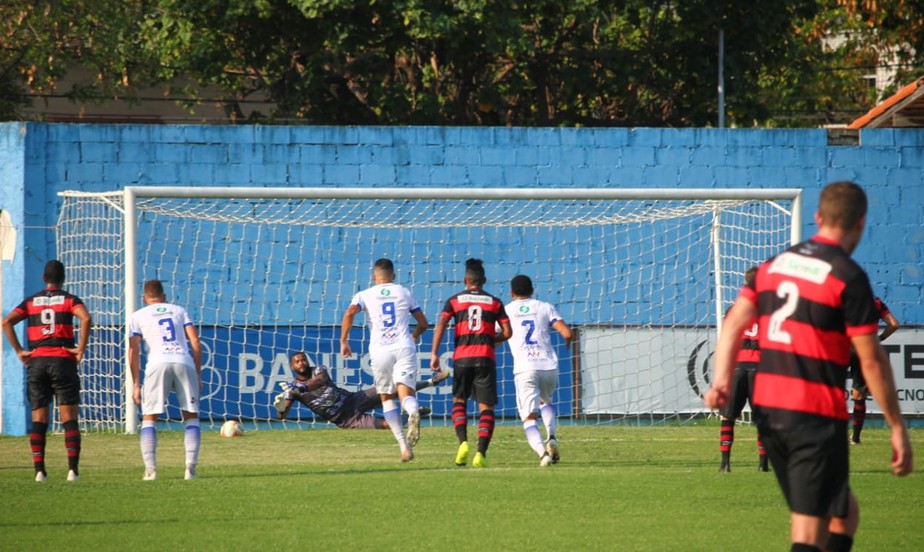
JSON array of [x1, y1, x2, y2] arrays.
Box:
[[768, 281, 799, 345]]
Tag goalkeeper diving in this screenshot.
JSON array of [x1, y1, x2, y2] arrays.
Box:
[[274, 351, 449, 429]]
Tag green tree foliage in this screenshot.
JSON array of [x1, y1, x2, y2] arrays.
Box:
[[1, 1, 922, 126]]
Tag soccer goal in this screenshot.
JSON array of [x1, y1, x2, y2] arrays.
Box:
[[56, 186, 801, 433]]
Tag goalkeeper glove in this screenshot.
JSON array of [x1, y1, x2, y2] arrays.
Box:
[[273, 392, 289, 415], [279, 380, 308, 397]]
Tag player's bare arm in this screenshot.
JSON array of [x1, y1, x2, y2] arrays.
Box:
[[128, 334, 143, 406], [186, 325, 203, 390], [553, 319, 573, 347], [430, 316, 449, 371], [1, 310, 30, 362], [494, 320, 512, 345], [852, 333, 913, 476], [705, 296, 756, 410], [340, 304, 361, 357], [880, 311, 900, 342], [65, 304, 92, 363], [411, 310, 429, 341]]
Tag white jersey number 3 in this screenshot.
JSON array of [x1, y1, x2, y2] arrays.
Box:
[[767, 281, 799, 345]]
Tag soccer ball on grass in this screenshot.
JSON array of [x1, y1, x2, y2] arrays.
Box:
[[220, 420, 244, 437]]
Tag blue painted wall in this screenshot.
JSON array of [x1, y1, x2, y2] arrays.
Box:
[[1, 123, 922, 434]]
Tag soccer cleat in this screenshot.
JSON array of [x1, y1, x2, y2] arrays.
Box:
[[185, 465, 198, 480], [851, 435, 861, 445], [35, 471, 47, 483], [406, 410, 421, 447], [431, 368, 451, 385], [472, 452, 487, 468], [418, 406, 432, 416], [143, 468, 158, 481], [546, 437, 560, 464], [67, 470, 79, 482], [539, 452, 553, 467], [758, 462, 770, 473], [455, 441, 470, 466], [719, 462, 731, 473], [401, 448, 415, 463]]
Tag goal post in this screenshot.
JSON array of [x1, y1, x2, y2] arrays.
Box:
[[57, 186, 801, 433]]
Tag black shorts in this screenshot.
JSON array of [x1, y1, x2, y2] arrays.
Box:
[[452, 358, 497, 406], [27, 356, 81, 409], [328, 388, 381, 428], [759, 420, 850, 518], [721, 363, 757, 419], [849, 352, 868, 395]]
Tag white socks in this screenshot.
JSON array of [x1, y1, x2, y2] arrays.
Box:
[[401, 395, 420, 417], [140, 420, 158, 470], [523, 419, 546, 457], [540, 404, 557, 439], [383, 400, 408, 450], [183, 418, 201, 468]]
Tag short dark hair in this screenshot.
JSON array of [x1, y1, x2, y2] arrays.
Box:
[[43, 260, 65, 285], [143, 279, 165, 297], [510, 274, 534, 296], [744, 266, 758, 287], [290, 351, 309, 363], [374, 258, 395, 278], [819, 181, 867, 230], [464, 258, 486, 286]]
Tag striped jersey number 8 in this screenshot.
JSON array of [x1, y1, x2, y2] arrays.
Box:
[[768, 281, 798, 345], [467, 305, 483, 331]]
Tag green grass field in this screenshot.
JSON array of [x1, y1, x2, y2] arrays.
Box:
[[1, 422, 920, 551]]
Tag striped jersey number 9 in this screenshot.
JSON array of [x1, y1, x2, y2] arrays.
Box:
[[158, 318, 177, 343], [40, 308, 56, 335], [768, 281, 799, 345], [467, 305, 483, 331]]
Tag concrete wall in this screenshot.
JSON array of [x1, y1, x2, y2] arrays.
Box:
[[1, 123, 922, 434]]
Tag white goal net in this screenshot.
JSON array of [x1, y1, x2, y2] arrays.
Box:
[[56, 187, 801, 432]]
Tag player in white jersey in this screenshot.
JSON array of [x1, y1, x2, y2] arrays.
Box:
[[128, 279, 203, 481], [505, 275, 572, 467], [340, 258, 429, 462]]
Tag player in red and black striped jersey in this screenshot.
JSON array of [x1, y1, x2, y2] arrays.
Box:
[[706, 182, 912, 552], [431, 258, 511, 468], [848, 296, 899, 444], [2, 260, 92, 483], [718, 266, 769, 473]]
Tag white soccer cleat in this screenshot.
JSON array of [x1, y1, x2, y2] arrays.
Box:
[[143, 468, 157, 481], [35, 471, 47, 483], [407, 410, 421, 447], [539, 452, 553, 467], [546, 438, 560, 464], [185, 465, 198, 480], [67, 470, 79, 482]]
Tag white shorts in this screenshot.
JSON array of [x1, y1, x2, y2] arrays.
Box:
[[371, 346, 418, 395], [142, 362, 200, 415], [514, 369, 558, 421]]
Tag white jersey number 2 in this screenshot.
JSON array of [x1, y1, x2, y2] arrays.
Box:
[[767, 281, 799, 345]]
